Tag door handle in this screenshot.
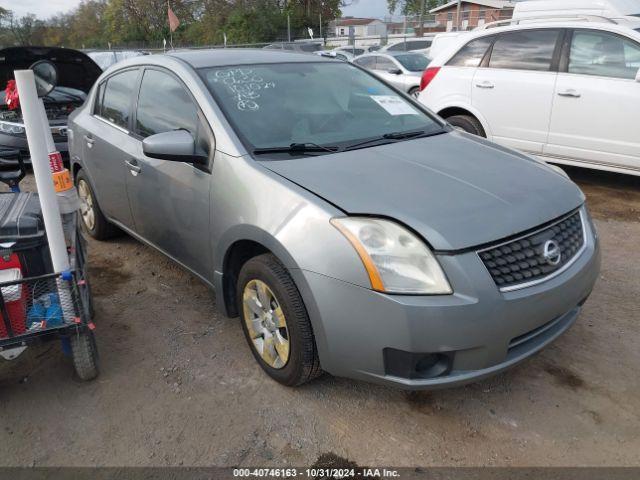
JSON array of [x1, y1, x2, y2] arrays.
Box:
[[84, 135, 95, 149], [125, 159, 141, 176], [558, 89, 581, 98], [475, 81, 494, 89]]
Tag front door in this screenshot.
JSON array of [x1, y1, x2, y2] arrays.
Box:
[[125, 68, 213, 279], [472, 28, 562, 154], [545, 29, 640, 172]]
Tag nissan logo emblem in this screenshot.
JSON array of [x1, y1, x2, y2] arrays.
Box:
[[543, 240, 562, 266]]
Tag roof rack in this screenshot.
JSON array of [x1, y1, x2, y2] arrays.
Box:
[[477, 14, 617, 30]]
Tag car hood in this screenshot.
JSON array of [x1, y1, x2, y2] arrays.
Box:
[[262, 131, 584, 251], [0, 46, 101, 101]]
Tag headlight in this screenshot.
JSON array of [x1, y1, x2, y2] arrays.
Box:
[[0, 120, 25, 135], [331, 217, 452, 294]]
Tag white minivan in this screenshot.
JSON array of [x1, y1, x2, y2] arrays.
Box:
[[418, 20, 640, 176]]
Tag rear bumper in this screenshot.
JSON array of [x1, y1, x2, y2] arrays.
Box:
[[294, 211, 600, 389]]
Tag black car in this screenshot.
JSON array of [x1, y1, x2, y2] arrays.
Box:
[[0, 46, 102, 165]]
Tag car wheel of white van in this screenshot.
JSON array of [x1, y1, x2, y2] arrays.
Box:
[[446, 115, 486, 137], [75, 169, 120, 240], [237, 253, 322, 386], [409, 87, 420, 99]]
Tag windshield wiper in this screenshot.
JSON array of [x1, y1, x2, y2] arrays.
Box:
[[343, 128, 446, 152], [253, 142, 340, 156]]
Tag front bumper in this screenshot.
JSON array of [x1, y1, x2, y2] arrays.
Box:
[[0, 133, 68, 166], [294, 210, 600, 389]]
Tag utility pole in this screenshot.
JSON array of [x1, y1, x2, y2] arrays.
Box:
[[418, 0, 426, 37], [287, 13, 291, 42], [456, 0, 462, 31]]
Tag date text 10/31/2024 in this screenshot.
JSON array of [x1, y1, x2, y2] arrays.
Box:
[[233, 468, 400, 478]]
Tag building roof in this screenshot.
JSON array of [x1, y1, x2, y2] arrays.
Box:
[[335, 17, 380, 26], [430, 0, 514, 13]]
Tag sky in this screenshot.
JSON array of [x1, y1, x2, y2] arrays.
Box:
[[1, 0, 393, 20]]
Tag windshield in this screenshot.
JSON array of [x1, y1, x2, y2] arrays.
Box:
[[395, 54, 430, 72], [200, 62, 443, 155]]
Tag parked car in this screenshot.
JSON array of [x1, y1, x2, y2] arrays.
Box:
[[69, 49, 599, 389], [335, 45, 380, 56], [418, 20, 640, 176], [263, 42, 322, 53], [353, 52, 431, 98], [381, 38, 434, 55], [314, 50, 354, 62], [512, 0, 640, 30], [86, 50, 149, 71], [0, 46, 102, 165]]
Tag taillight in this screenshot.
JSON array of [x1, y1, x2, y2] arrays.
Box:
[[420, 67, 441, 91]]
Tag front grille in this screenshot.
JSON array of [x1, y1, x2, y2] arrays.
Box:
[[478, 210, 585, 291]]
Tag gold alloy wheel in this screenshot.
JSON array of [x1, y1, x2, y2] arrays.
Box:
[[77, 179, 95, 231], [242, 279, 290, 369]]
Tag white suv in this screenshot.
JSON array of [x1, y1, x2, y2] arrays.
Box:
[[418, 21, 640, 176]]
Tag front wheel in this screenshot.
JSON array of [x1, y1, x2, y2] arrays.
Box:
[[445, 114, 486, 137], [237, 254, 322, 386]]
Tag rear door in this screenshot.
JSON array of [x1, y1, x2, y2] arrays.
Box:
[[126, 67, 213, 278], [472, 28, 563, 154], [545, 28, 640, 171], [82, 68, 140, 228]]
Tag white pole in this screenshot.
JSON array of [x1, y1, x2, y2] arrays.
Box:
[[14, 70, 69, 273]]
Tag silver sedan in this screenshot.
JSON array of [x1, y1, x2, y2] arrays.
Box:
[[68, 49, 599, 389], [353, 52, 430, 98]]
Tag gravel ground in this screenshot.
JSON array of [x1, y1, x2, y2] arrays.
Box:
[[0, 167, 639, 467]]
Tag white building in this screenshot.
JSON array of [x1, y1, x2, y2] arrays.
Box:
[[333, 18, 388, 37]]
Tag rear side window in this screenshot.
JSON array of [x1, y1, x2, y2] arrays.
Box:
[[569, 30, 640, 79], [99, 69, 139, 129], [489, 29, 561, 71], [354, 56, 375, 68], [448, 36, 494, 67], [375, 57, 396, 71], [135, 69, 198, 138]]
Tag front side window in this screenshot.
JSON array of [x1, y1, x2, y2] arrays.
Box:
[[135, 69, 198, 138], [569, 30, 640, 79], [200, 62, 443, 154], [489, 29, 561, 71], [448, 36, 494, 67], [99, 69, 139, 129]]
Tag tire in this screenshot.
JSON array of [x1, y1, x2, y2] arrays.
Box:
[[408, 87, 420, 99], [446, 114, 486, 137], [75, 169, 120, 240], [237, 254, 322, 386], [70, 330, 99, 381]]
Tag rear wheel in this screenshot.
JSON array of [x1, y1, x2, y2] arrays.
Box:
[[76, 169, 119, 240], [408, 87, 421, 99], [446, 114, 486, 137], [237, 254, 322, 386]]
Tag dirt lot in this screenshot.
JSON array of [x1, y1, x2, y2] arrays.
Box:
[[0, 167, 639, 467]]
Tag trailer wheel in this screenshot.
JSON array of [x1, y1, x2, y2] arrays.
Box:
[[71, 330, 99, 381]]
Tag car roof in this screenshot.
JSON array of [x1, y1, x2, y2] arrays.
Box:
[[430, 20, 640, 64], [166, 48, 330, 68], [356, 51, 425, 58]]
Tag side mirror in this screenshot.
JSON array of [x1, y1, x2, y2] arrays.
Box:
[[388, 68, 402, 75], [142, 130, 207, 165], [636, 67, 640, 82], [30, 60, 57, 97]]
